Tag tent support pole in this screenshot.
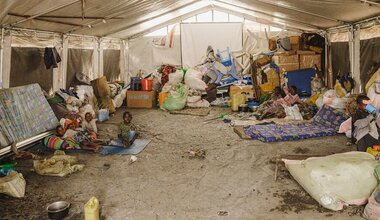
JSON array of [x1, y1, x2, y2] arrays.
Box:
[[349, 26, 361, 93], [5, 0, 80, 27], [360, 0, 380, 7], [0, 28, 4, 88]]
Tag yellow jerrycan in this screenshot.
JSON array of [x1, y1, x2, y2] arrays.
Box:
[[231, 93, 246, 111], [84, 196, 100, 220]]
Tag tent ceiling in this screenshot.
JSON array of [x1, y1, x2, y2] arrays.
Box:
[[1, 0, 380, 38]]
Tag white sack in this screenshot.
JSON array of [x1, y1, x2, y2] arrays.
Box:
[[187, 96, 202, 103], [284, 152, 378, 211], [283, 104, 303, 120], [187, 99, 210, 108], [168, 70, 184, 85], [184, 68, 207, 91]]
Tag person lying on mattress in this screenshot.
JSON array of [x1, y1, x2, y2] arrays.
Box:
[[352, 94, 380, 152], [119, 111, 138, 148], [43, 124, 102, 152], [257, 85, 301, 120]]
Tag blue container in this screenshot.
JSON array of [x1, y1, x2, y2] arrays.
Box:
[[285, 68, 316, 97]]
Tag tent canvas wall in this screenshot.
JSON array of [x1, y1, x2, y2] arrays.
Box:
[[0, 0, 380, 91]]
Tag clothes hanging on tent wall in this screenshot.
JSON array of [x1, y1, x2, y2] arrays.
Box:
[[44, 47, 61, 69]]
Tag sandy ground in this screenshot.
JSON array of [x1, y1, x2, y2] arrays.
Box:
[[0, 107, 365, 220]]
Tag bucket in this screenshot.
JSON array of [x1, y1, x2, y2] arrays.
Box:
[[130, 77, 141, 91], [141, 79, 153, 91], [159, 92, 169, 107]]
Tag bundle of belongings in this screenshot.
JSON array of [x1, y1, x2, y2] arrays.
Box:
[[48, 76, 127, 124], [284, 152, 378, 211], [253, 85, 318, 121], [159, 66, 211, 111], [33, 150, 84, 177]]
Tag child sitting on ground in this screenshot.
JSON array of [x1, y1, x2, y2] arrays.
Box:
[[119, 111, 138, 148], [81, 112, 98, 140], [352, 94, 380, 151]]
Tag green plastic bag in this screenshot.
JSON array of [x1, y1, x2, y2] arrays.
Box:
[[163, 83, 189, 111]]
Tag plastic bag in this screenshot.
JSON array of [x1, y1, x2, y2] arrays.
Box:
[[168, 70, 184, 85], [184, 68, 207, 91], [364, 184, 380, 220], [283, 104, 303, 120], [322, 89, 337, 106], [187, 96, 202, 103], [33, 151, 84, 177], [98, 109, 109, 122], [0, 171, 26, 198], [284, 152, 378, 211], [187, 99, 210, 108], [163, 83, 189, 111]]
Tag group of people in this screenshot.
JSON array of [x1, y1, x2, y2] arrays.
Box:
[[353, 94, 380, 152], [256, 85, 301, 120], [44, 111, 138, 152]]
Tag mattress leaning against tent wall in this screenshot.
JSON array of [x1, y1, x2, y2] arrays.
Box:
[[0, 83, 59, 151]]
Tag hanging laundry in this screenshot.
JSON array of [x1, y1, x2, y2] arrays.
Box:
[[44, 47, 61, 69]]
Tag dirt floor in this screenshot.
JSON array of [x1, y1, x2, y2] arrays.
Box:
[[0, 107, 365, 220]]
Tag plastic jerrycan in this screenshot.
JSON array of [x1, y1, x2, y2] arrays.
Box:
[[84, 196, 100, 220], [231, 92, 246, 111]]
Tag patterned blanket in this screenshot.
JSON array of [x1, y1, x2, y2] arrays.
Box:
[[244, 105, 348, 142]]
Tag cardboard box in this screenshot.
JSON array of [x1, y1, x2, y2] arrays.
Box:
[[291, 43, 299, 51], [297, 50, 316, 55], [229, 85, 254, 98], [299, 54, 321, 70], [126, 91, 156, 108], [276, 63, 300, 72], [272, 55, 299, 64], [289, 36, 300, 45]]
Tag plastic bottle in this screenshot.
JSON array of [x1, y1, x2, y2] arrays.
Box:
[[84, 196, 100, 220]]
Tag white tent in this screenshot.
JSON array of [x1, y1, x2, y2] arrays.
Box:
[[1, 0, 380, 92]]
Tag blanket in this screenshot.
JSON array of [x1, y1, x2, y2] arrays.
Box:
[[244, 105, 348, 142]]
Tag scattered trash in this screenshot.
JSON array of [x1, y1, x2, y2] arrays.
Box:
[[128, 155, 138, 165], [0, 171, 26, 198], [188, 147, 206, 159], [0, 163, 16, 176], [33, 150, 85, 177], [11, 142, 40, 160], [84, 196, 100, 220], [217, 211, 228, 216]]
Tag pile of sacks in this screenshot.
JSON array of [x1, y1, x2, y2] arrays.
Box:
[[54, 76, 127, 127], [161, 68, 210, 110]]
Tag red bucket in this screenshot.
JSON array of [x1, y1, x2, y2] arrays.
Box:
[[141, 79, 153, 91]]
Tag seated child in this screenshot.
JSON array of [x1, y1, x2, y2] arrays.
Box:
[[119, 111, 138, 148], [81, 112, 98, 140], [352, 94, 380, 152]]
